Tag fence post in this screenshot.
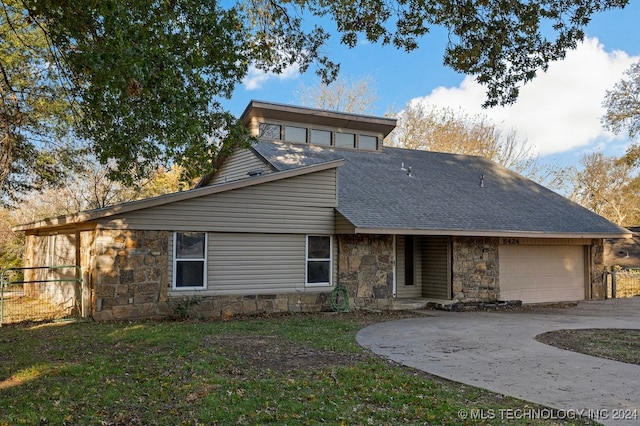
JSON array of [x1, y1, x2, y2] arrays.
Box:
[[611, 268, 617, 299], [1, 270, 5, 326]]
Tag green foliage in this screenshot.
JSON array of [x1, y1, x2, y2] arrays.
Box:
[[25, 0, 253, 185], [0, 0, 76, 199], [0, 209, 23, 270], [170, 296, 202, 319], [295, 0, 629, 107], [1, 0, 629, 195]]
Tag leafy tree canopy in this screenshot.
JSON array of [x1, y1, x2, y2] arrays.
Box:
[[1, 0, 629, 193]]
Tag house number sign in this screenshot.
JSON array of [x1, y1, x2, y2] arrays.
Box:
[[502, 238, 520, 245]]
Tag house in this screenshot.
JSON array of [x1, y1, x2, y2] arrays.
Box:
[[15, 100, 631, 320]]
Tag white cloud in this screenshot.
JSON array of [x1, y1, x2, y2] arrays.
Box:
[[409, 37, 639, 156], [242, 63, 300, 90]]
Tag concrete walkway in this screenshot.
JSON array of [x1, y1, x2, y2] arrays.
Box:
[[357, 298, 640, 426]]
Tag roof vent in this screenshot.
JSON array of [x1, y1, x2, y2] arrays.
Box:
[[247, 169, 264, 177], [401, 163, 412, 177]]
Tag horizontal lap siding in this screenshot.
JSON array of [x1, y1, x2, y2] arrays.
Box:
[[335, 212, 356, 234], [421, 236, 451, 299], [210, 149, 270, 185], [101, 169, 337, 234], [396, 236, 421, 298], [208, 233, 305, 294]]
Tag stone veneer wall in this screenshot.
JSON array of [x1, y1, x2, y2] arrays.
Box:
[[589, 238, 606, 300], [337, 234, 394, 309], [452, 236, 500, 302], [90, 229, 333, 321], [91, 229, 170, 321]]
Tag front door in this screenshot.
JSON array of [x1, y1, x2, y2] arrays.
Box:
[[395, 235, 452, 299], [420, 236, 452, 299]]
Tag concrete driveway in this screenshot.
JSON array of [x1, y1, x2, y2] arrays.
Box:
[[357, 298, 640, 426]]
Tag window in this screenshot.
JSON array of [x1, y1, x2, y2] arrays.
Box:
[[259, 123, 281, 140], [311, 129, 332, 146], [405, 236, 414, 286], [335, 132, 355, 148], [306, 235, 332, 286], [359, 135, 378, 150], [285, 126, 307, 143], [174, 232, 207, 289]]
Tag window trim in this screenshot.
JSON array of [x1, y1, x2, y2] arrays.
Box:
[[335, 132, 356, 148], [284, 125, 308, 144], [305, 235, 333, 287], [172, 232, 208, 290], [358, 134, 378, 150], [258, 122, 282, 140], [310, 129, 332, 146]]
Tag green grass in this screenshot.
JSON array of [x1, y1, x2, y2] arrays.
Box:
[[537, 328, 640, 365], [0, 313, 595, 425]]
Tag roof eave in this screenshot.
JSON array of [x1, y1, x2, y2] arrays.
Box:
[[241, 100, 397, 137], [351, 227, 633, 239]]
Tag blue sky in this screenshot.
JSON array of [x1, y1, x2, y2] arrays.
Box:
[[222, 3, 640, 169]]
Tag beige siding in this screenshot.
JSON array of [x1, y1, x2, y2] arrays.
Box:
[[168, 232, 337, 295], [499, 238, 590, 246], [420, 236, 451, 299], [101, 169, 337, 234], [335, 212, 355, 234], [396, 235, 421, 298], [209, 149, 271, 185], [208, 233, 306, 294], [500, 245, 586, 303]]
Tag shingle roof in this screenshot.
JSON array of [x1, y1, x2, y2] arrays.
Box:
[[253, 141, 630, 237], [605, 227, 640, 267]]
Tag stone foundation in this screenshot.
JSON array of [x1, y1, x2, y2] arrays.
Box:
[[452, 237, 500, 302], [170, 292, 332, 320]]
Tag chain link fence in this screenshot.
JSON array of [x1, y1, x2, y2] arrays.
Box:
[[606, 268, 640, 299]]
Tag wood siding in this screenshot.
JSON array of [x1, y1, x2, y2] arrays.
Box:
[[420, 236, 451, 299], [100, 169, 337, 234], [209, 149, 271, 185]]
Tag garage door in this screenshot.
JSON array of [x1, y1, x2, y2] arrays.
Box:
[[499, 245, 586, 304]]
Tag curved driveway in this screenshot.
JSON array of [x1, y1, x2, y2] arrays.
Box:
[[357, 298, 640, 426]]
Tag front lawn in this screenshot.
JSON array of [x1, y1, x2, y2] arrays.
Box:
[[537, 328, 640, 365], [0, 312, 594, 425]]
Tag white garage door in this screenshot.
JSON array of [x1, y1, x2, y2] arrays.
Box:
[[499, 245, 586, 304]]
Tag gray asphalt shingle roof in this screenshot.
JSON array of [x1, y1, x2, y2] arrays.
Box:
[[253, 141, 629, 236]]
